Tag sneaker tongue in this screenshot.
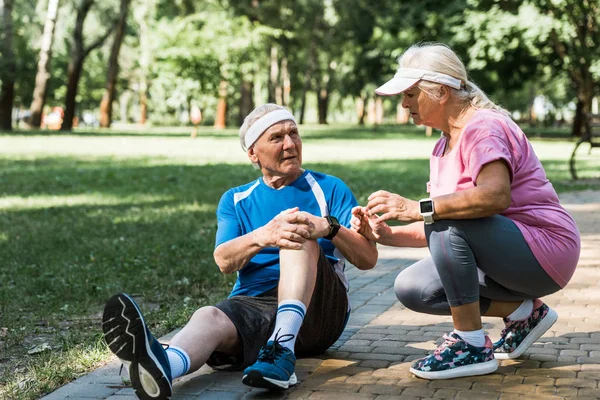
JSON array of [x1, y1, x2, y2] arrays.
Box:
[[449, 331, 463, 340]]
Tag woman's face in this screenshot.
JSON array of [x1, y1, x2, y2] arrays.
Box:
[[401, 85, 442, 128]]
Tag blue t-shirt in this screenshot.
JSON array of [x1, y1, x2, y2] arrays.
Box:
[[215, 170, 358, 297]]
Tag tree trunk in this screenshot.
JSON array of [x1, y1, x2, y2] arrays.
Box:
[[62, 55, 84, 131], [573, 83, 595, 137], [214, 80, 227, 129], [28, 0, 59, 128], [0, 0, 15, 131], [355, 95, 366, 125], [281, 57, 290, 107], [374, 97, 383, 126], [60, 0, 116, 131], [134, 0, 154, 125], [299, 33, 317, 124], [317, 63, 334, 125], [317, 87, 328, 125], [99, 0, 131, 128], [139, 87, 147, 124], [239, 80, 254, 126], [268, 46, 278, 104]]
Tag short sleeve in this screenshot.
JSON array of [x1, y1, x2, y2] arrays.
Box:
[[463, 122, 515, 184], [327, 178, 359, 228], [215, 190, 242, 248]]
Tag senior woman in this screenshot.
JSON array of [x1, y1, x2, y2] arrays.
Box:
[[352, 43, 580, 380]]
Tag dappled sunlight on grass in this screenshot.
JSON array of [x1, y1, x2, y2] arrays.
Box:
[[0, 193, 176, 211]]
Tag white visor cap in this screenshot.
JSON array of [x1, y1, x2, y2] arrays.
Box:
[[375, 68, 463, 96]]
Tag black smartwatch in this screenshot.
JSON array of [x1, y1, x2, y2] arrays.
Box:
[[324, 215, 341, 240]]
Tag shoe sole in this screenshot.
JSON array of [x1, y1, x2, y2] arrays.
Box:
[[495, 308, 558, 360], [102, 293, 172, 399], [242, 370, 298, 390], [410, 358, 498, 380]]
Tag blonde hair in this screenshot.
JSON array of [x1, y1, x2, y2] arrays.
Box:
[[239, 103, 288, 151], [399, 43, 510, 116]]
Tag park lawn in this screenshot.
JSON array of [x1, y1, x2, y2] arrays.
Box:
[[0, 124, 598, 399]]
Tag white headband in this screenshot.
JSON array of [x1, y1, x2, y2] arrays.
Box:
[[375, 67, 464, 96], [244, 109, 297, 149]]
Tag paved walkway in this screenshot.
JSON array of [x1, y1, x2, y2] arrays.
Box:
[[43, 190, 600, 400]]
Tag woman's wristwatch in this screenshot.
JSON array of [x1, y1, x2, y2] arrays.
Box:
[[419, 198, 435, 225]]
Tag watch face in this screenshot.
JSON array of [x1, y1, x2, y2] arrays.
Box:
[[420, 201, 433, 214]]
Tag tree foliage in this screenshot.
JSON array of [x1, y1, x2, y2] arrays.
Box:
[[4, 0, 599, 131]]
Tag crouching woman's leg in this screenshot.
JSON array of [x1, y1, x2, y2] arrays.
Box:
[[395, 256, 453, 316]]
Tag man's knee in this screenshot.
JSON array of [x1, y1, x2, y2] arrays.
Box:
[[190, 306, 237, 341], [280, 239, 320, 263]]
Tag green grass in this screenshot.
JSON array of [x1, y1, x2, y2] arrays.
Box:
[[0, 124, 598, 399]]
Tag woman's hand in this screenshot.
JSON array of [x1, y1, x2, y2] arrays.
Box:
[[351, 206, 392, 242], [366, 190, 421, 223]]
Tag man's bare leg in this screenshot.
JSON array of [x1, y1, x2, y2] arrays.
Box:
[[166, 306, 240, 378]]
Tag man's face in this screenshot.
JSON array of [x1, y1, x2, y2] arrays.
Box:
[[249, 120, 302, 178]]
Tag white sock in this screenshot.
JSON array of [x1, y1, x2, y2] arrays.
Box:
[[454, 328, 486, 347], [166, 345, 191, 380], [268, 299, 307, 352], [507, 299, 534, 321]]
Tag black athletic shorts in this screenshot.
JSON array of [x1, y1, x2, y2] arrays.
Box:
[[207, 247, 349, 371]]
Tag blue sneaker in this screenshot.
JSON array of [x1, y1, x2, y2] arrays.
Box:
[[102, 293, 172, 400], [242, 332, 297, 390]]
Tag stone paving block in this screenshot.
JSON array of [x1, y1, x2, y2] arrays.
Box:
[[578, 387, 600, 397], [556, 378, 598, 388], [347, 353, 405, 362], [42, 383, 119, 399], [522, 376, 555, 386], [375, 378, 399, 385], [308, 392, 375, 400], [113, 388, 136, 396], [286, 389, 314, 399], [401, 387, 436, 397], [359, 360, 391, 369], [428, 379, 472, 389], [534, 385, 559, 396], [454, 389, 501, 400], [432, 389, 458, 398], [196, 390, 244, 400], [515, 368, 577, 378], [314, 382, 362, 392], [358, 384, 404, 395], [527, 354, 559, 362], [345, 375, 379, 385]]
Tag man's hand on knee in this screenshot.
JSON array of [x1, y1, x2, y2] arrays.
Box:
[[254, 207, 312, 250]]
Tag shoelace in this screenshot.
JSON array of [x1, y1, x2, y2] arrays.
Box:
[[256, 329, 294, 363], [433, 333, 459, 357]]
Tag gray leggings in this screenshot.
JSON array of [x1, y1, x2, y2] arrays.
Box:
[[394, 215, 561, 316]]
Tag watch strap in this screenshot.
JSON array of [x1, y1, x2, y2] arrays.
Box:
[[324, 215, 340, 240]]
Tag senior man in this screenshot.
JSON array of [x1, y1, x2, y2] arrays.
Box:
[[102, 103, 378, 399]]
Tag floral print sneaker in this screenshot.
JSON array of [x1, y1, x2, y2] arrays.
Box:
[[410, 332, 498, 380], [494, 299, 558, 360]]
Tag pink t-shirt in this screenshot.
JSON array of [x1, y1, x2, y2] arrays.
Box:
[[428, 110, 580, 287]]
